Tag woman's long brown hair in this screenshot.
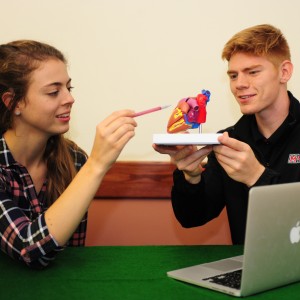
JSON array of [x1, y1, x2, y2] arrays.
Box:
[[0, 40, 82, 204]]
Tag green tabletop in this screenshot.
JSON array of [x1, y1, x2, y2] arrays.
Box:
[[0, 245, 299, 299]]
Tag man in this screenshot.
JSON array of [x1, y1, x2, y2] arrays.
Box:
[[153, 24, 300, 244]]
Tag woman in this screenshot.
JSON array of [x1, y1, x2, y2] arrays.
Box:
[[0, 40, 137, 268]]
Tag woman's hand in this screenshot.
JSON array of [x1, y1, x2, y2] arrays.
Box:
[[89, 110, 137, 175]]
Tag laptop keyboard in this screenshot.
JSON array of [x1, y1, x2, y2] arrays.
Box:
[[203, 269, 242, 290]]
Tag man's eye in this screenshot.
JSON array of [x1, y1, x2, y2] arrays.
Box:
[[249, 70, 260, 75], [229, 74, 237, 80], [68, 86, 74, 92]]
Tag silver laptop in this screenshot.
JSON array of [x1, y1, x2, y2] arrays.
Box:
[[167, 182, 300, 297]]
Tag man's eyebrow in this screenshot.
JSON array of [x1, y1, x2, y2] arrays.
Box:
[[227, 65, 261, 75], [227, 70, 236, 75]]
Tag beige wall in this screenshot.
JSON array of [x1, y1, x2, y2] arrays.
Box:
[[2, 0, 300, 161]]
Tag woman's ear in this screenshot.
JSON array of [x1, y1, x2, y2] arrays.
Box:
[[1, 91, 14, 109], [280, 60, 293, 84]]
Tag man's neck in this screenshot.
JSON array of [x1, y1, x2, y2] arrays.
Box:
[[255, 96, 290, 139]]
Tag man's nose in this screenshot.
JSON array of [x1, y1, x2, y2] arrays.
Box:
[[236, 74, 249, 89]]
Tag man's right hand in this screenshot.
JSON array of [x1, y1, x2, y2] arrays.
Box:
[[152, 143, 213, 184]]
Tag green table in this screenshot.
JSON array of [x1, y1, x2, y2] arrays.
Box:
[[0, 245, 299, 299]]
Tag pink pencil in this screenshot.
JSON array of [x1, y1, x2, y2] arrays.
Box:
[[133, 105, 171, 117]]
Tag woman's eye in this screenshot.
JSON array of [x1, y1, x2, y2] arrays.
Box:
[[48, 91, 59, 96], [68, 86, 74, 92]]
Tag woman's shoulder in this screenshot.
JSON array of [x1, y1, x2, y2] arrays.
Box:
[[66, 139, 88, 166]]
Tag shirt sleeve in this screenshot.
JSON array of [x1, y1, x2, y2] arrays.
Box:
[[252, 167, 280, 187], [0, 146, 89, 268], [0, 184, 60, 269], [171, 163, 225, 228]]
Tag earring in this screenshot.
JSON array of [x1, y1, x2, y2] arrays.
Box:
[[15, 111, 21, 116]]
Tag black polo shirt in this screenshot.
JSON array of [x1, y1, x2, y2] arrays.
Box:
[[171, 91, 300, 244]]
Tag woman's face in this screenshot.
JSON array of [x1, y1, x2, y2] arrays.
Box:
[[16, 58, 75, 138]]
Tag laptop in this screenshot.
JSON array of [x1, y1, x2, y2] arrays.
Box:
[[167, 182, 300, 297]]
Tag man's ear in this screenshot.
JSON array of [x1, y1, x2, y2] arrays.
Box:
[[280, 60, 293, 84], [1, 91, 14, 109]]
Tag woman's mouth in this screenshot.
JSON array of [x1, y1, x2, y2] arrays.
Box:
[[56, 113, 70, 121]]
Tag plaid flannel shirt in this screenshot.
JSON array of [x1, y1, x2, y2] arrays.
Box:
[[0, 136, 88, 269]]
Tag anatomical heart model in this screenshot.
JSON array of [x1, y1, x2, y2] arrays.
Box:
[[167, 89, 211, 133]]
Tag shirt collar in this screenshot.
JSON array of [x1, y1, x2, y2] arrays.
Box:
[[251, 91, 300, 144], [231, 91, 300, 144]]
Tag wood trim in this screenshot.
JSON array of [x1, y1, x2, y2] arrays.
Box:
[[95, 161, 176, 199]]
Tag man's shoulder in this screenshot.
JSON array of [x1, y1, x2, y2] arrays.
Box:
[[289, 91, 300, 111], [217, 115, 253, 135]]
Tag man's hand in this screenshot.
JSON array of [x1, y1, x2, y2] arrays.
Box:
[[153, 143, 212, 184], [213, 132, 265, 187]]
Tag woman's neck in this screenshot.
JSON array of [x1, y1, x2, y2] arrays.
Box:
[[3, 129, 47, 168]]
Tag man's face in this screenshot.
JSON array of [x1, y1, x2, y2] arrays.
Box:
[[227, 52, 282, 116]]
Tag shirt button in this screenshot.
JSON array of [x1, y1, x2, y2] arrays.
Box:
[[266, 163, 270, 167]]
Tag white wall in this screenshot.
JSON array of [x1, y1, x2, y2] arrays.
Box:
[[2, 0, 300, 161]]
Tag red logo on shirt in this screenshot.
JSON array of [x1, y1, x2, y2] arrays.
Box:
[[288, 154, 300, 164]]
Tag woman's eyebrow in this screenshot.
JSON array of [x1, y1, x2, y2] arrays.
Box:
[[44, 78, 72, 88]]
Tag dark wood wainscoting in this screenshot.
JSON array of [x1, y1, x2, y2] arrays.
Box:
[[95, 161, 176, 199]]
